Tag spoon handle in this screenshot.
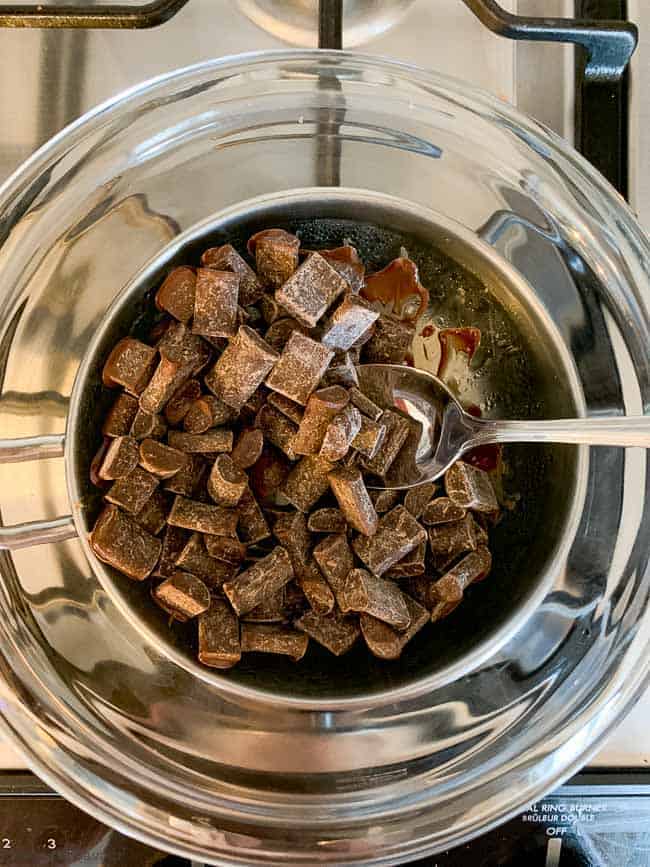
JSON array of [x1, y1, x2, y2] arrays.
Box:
[[466, 415, 650, 449]]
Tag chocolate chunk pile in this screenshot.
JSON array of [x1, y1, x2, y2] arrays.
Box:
[[90, 229, 499, 669]]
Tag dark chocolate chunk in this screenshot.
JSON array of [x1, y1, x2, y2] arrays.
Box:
[[153, 525, 189, 578], [312, 533, 354, 599], [427, 514, 477, 562], [319, 404, 362, 462], [105, 466, 158, 515], [338, 568, 410, 630], [207, 454, 248, 506], [204, 325, 278, 411], [328, 465, 378, 536], [241, 623, 308, 661], [256, 404, 299, 461], [264, 317, 308, 352], [130, 408, 166, 441], [168, 495, 238, 537], [429, 547, 492, 622], [98, 435, 140, 480], [155, 266, 196, 324], [163, 378, 202, 425], [201, 243, 264, 306], [152, 570, 210, 621], [323, 350, 359, 388], [90, 505, 161, 581], [102, 392, 139, 437], [421, 496, 466, 525], [267, 391, 304, 425], [204, 534, 246, 566], [272, 510, 311, 573], [293, 386, 349, 455], [198, 598, 241, 669], [241, 589, 286, 623], [223, 546, 294, 616], [307, 508, 347, 534], [320, 294, 379, 351], [353, 505, 426, 576], [139, 438, 187, 479], [348, 387, 382, 421], [275, 252, 347, 327], [163, 453, 206, 497], [445, 462, 498, 513], [265, 332, 334, 406], [294, 609, 360, 656], [281, 454, 335, 512], [403, 482, 439, 519], [157, 321, 211, 374], [102, 337, 157, 395], [295, 559, 336, 615], [168, 429, 233, 454], [175, 532, 235, 587], [370, 489, 401, 513], [384, 541, 426, 578], [351, 416, 386, 460], [249, 228, 300, 289], [236, 488, 271, 544], [361, 410, 410, 477], [192, 268, 239, 339], [231, 428, 264, 470], [316, 245, 365, 293], [139, 357, 190, 415], [135, 488, 170, 536], [360, 594, 429, 660], [362, 313, 415, 364]]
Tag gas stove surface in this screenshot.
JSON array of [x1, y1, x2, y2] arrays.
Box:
[[0, 0, 647, 777]]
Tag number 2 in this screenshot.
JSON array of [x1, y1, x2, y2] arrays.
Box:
[[2, 838, 11, 849]]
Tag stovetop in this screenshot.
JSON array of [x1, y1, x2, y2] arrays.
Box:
[[0, 0, 647, 783]]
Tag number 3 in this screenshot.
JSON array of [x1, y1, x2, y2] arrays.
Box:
[[47, 838, 57, 849]]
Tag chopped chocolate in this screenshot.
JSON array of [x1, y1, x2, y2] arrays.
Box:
[[163, 453, 206, 497], [307, 508, 347, 534], [351, 416, 386, 460], [90, 505, 161, 581], [429, 547, 492, 623], [103, 392, 139, 437], [293, 386, 350, 456], [102, 337, 157, 395], [135, 488, 169, 536], [427, 514, 477, 560], [312, 533, 354, 599], [153, 525, 189, 578], [353, 505, 426, 576], [361, 410, 410, 477], [204, 534, 246, 566], [281, 454, 335, 512], [260, 293, 282, 325], [152, 570, 210, 622], [348, 387, 382, 422], [320, 294, 379, 351], [139, 438, 187, 479], [168, 495, 238, 537], [295, 559, 336, 615], [168, 429, 233, 454], [207, 454, 248, 506], [139, 357, 189, 415], [248, 445, 290, 506], [236, 488, 271, 544], [155, 266, 196, 324], [338, 568, 410, 630], [362, 313, 415, 364], [98, 435, 140, 480], [323, 350, 359, 388], [421, 497, 466, 525], [175, 532, 235, 587], [471, 513, 490, 546], [403, 482, 439, 519], [231, 428, 264, 470], [445, 461, 498, 513], [264, 317, 308, 352], [192, 268, 239, 339], [316, 245, 365, 293], [249, 228, 300, 289], [370, 489, 401, 513], [201, 243, 264, 306], [275, 252, 348, 327], [265, 332, 334, 406], [242, 589, 286, 623], [360, 594, 428, 660], [328, 466, 377, 536], [256, 404, 299, 461], [157, 321, 211, 374], [384, 541, 426, 578], [223, 546, 294, 616], [198, 598, 241, 669], [164, 379, 202, 425], [272, 507, 310, 559], [319, 404, 362, 462], [204, 325, 278, 411], [241, 623, 308, 661], [267, 392, 303, 425], [131, 408, 166, 441], [105, 466, 158, 515], [294, 609, 360, 656]]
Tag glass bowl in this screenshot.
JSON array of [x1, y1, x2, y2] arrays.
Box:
[[0, 50, 649, 865]]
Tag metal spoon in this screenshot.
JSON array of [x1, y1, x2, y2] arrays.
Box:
[[356, 363, 650, 490]]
